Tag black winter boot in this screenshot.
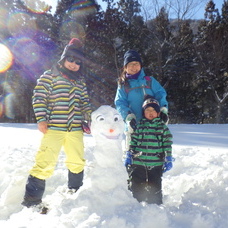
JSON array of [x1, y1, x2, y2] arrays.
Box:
[[68, 170, 83, 191], [22, 175, 45, 207]]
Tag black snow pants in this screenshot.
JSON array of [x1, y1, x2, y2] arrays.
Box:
[[128, 165, 163, 205], [22, 170, 83, 207]]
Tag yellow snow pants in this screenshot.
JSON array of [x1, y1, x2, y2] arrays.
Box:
[[30, 130, 85, 180]]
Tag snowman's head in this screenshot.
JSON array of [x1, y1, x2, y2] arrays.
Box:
[[91, 105, 124, 141]]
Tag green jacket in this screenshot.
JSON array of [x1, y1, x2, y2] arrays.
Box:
[[130, 117, 173, 167]]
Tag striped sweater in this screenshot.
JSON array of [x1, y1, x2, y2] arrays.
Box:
[[130, 117, 173, 167], [32, 66, 92, 131]]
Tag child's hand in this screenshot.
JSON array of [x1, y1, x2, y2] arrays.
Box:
[[126, 113, 137, 133], [38, 121, 48, 134], [160, 107, 169, 124], [81, 120, 91, 134], [124, 151, 133, 167], [163, 156, 174, 172]]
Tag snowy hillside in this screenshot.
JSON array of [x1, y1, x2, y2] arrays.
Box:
[[0, 120, 228, 228]]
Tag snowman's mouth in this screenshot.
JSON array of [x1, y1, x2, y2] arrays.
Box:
[[101, 133, 120, 140]]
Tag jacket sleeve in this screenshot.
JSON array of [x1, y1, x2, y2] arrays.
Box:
[[151, 77, 168, 110], [114, 85, 131, 121], [162, 125, 173, 156], [79, 80, 92, 121], [129, 126, 142, 152], [32, 73, 53, 123], [129, 132, 138, 152]]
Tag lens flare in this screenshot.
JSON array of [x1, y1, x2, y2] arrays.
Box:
[[68, 0, 97, 18], [4, 93, 15, 119], [20, 0, 51, 14], [0, 44, 13, 73], [60, 20, 86, 41], [12, 37, 40, 66], [0, 99, 3, 118], [0, 8, 8, 31], [7, 12, 37, 37], [7, 12, 37, 38]]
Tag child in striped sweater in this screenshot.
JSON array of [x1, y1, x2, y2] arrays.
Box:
[[22, 38, 92, 209], [125, 95, 173, 204]]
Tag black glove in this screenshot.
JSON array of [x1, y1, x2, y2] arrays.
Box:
[[81, 120, 91, 134], [160, 107, 169, 124], [160, 112, 169, 124], [129, 118, 137, 132], [126, 113, 137, 133]]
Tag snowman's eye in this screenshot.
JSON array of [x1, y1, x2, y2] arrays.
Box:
[[114, 114, 120, 122], [96, 115, 105, 121]]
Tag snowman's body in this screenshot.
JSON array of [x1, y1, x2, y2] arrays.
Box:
[[90, 105, 128, 190], [76, 106, 135, 214]]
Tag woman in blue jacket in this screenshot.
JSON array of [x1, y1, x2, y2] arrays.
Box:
[[114, 50, 168, 150]]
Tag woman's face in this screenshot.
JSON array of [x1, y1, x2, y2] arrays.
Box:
[[125, 61, 141, 75], [64, 56, 82, 72]]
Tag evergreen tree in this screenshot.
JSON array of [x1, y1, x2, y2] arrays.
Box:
[[1, 0, 228, 123], [195, 0, 228, 123], [145, 7, 173, 84], [84, 0, 147, 108], [85, 2, 126, 108], [117, 0, 149, 57], [0, 0, 55, 122], [170, 21, 197, 123]]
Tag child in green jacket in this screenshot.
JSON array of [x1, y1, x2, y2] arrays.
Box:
[[125, 95, 173, 204]]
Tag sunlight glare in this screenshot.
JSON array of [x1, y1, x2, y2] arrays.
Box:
[[0, 44, 13, 73], [21, 0, 51, 14]]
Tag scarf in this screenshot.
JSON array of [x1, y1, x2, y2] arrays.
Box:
[[57, 64, 82, 81], [125, 70, 141, 80]]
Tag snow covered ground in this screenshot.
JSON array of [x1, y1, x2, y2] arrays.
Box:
[[0, 114, 228, 227]]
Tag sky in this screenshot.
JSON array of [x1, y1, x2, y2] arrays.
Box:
[[0, 105, 228, 228], [40, 0, 225, 19]]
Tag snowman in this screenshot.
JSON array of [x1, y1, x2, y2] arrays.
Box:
[[71, 105, 137, 216], [90, 105, 129, 191]]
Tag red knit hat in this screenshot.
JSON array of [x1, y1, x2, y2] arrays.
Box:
[[58, 38, 84, 63]]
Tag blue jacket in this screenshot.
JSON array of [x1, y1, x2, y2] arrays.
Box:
[[114, 69, 168, 123]]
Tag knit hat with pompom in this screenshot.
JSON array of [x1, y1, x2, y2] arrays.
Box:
[[142, 95, 160, 113], [58, 38, 84, 64]]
